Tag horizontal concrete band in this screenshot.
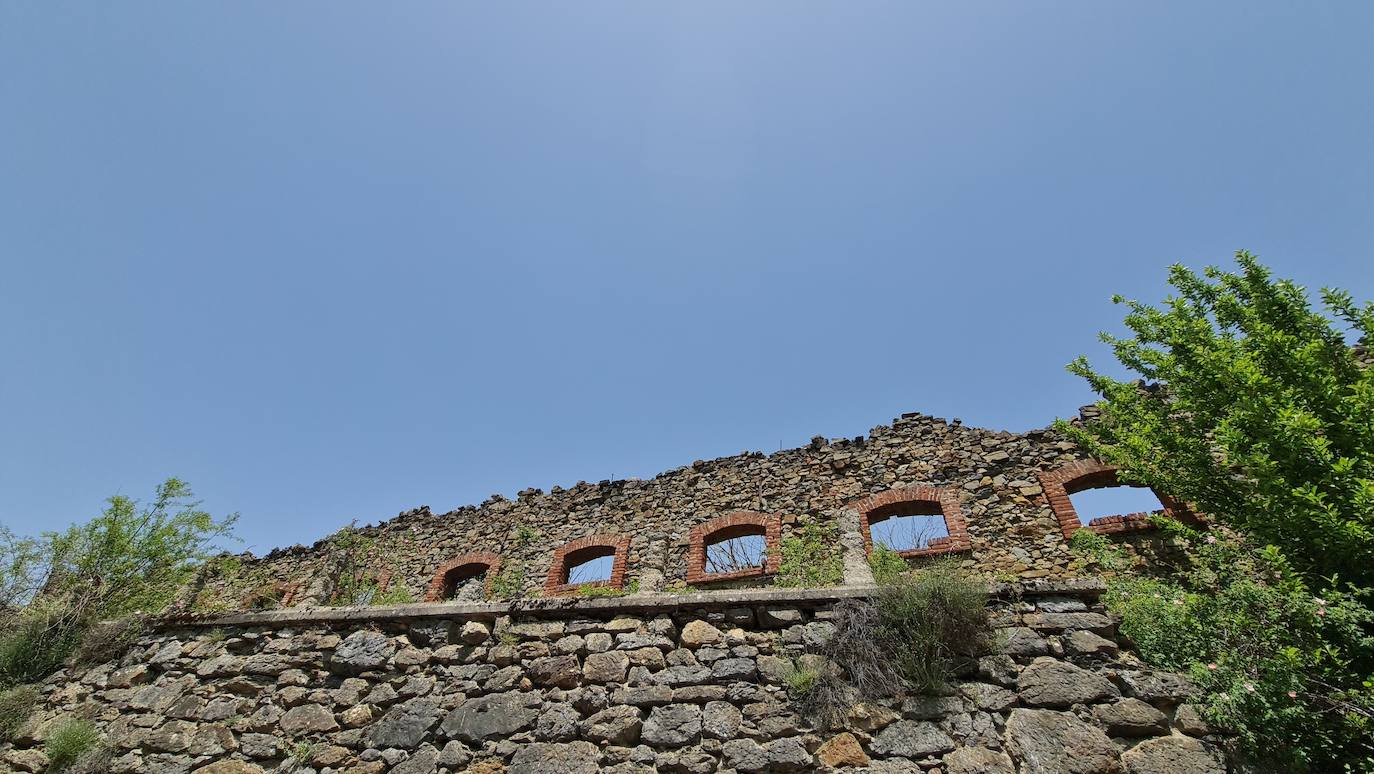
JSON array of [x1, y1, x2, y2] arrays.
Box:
[[157, 577, 1106, 631]]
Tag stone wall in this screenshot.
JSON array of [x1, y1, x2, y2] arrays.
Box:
[[190, 410, 1177, 611], [4, 583, 1229, 774]]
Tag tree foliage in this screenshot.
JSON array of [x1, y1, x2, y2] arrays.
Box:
[[1061, 251, 1374, 588], [0, 478, 236, 687], [1061, 252, 1374, 771]]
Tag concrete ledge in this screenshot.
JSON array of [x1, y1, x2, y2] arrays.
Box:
[[156, 577, 1106, 630]]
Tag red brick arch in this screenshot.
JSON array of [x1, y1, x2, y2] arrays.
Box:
[[686, 511, 782, 584], [425, 552, 502, 602], [545, 534, 631, 596], [851, 485, 971, 559], [1037, 460, 1182, 539]]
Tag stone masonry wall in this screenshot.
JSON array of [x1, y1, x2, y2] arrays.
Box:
[[191, 410, 1176, 610], [4, 583, 1228, 774]]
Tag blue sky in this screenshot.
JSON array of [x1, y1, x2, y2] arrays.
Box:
[[2, 3, 1371, 554]]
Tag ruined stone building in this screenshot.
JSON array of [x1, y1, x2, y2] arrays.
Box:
[[2, 408, 1225, 774]]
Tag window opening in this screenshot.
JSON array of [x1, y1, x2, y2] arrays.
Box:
[[870, 513, 950, 551], [704, 531, 767, 574], [1068, 486, 1165, 526], [566, 551, 615, 584]]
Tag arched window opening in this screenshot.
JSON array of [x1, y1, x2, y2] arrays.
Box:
[[566, 550, 615, 585], [1039, 460, 1187, 538], [686, 512, 782, 584], [705, 529, 767, 574], [852, 486, 971, 559], [545, 534, 631, 595], [870, 512, 951, 552], [424, 552, 501, 602], [1067, 486, 1165, 527], [442, 565, 490, 602]]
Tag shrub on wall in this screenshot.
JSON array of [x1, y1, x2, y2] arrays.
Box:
[[871, 560, 992, 692], [0, 600, 81, 690], [489, 562, 529, 600], [773, 522, 844, 588], [0, 684, 38, 743], [72, 616, 147, 668], [191, 555, 275, 613], [800, 560, 992, 727], [1077, 521, 1374, 772], [44, 717, 101, 771]]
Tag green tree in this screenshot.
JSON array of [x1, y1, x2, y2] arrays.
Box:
[[0, 478, 236, 686], [1062, 251, 1373, 588], [1061, 252, 1374, 771]]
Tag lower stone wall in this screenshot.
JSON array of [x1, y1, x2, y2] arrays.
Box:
[[4, 583, 1229, 774]]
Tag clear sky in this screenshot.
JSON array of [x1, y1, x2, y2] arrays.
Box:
[[2, 3, 1371, 555]]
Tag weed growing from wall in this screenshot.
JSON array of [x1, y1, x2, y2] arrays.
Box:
[[192, 555, 275, 613], [867, 545, 908, 585], [803, 560, 993, 727], [290, 741, 315, 766], [371, 585, 417, 605], [0, 685, 37, 743], [44, 717, 100, 771], [773, 522, 844, 588], [514, 524, 540, 546], [1067, 529, 1132, 573], [782, 659, 821, 696], [489, 562, 529, 600], [576, 579, 639, 599]]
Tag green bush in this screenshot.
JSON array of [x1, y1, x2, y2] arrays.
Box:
[[0, 603, 81, 689], [489, 562, 528, 600], [872, 560, 993, 692], [867, 545, 908, 585], [72, 616, 146, 667], [805, 561, 993, 727], [1, 479, 236, 687], [0, 684, 38, 742], [371, 585, 417, 606], [44, 717, 100, 771], [773, 522, 845, 588], [1082, 522, 1374, 772]]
